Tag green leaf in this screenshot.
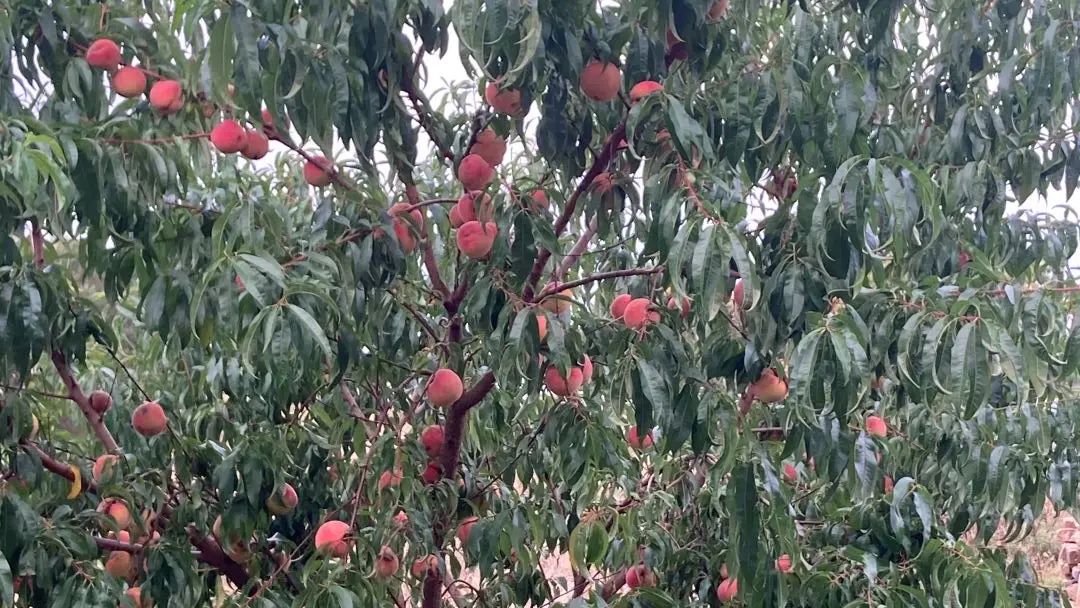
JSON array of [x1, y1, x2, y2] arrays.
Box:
[[728, 463, 761, 592], [286, 304, 333, 362], [0, 551, 12, 606], [636, 360, 669, 415], [237, 253, 286, 287], [208, 14, 236, 101]]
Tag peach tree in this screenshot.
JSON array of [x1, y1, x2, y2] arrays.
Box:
[[1, 0, 1079, 606]]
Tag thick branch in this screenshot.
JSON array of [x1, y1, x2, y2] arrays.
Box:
[[599, 569, 628, 600], [555, 217, 598, 281], [50, 351, 121, 455], [94, 537, 143, 553], [535, 267, 665, 301], [20, 440, 97, 494], [523, 118, 628, 301], [185, 525, 251, 589]]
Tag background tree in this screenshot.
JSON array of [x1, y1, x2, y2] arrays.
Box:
[[1, 0, 1080, 606]]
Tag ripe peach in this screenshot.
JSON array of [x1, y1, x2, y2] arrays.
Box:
[[210, 120, 248, 154], [610, 294, 632, 319], [149, 80, 183, 114], [111, 67, 146, 98], [716, 577, 738, 602], [776, 554, 793, 573], [544, 366, 584, 397], [411, 554, 439, 578], [580, 60, 622, 102], [89, 389, 113, 414], [529, 189, 548, 211], [456, 221, 498, 259], [629, 81, 663, 103], [421, 424, 445, 458], [421, 462, 442, 485], [582, 355, 594, 383], [752, 369, 788, 403], [105, 550, 133, 578], [470, 128, 506, 167], [626, 564, 656, 589], [485, 82, 523, 116], [707, 0, 730, 21], [303, 156, 333, 187], [627, 427, 654, 450], [103, 499, 132, 529], [457, 516, 479, 545], [720, 564, 728, 579], [111, 530, 131, 543], [866, 415, 888, 438], [314, 520, 351, 558], [667, 295, 691, 318], [732, 279, 744, 307], [622, 298, 653, 329], [388, 202, 424, 253], [86, 39, 122, 71], [392, 510, 409, 528], [378, 469, 403, 492], [261, 108, 289, 133], [428, 368, 464, 407], [457, 154, 494, 191], [782, 463, 797, 484], [131, 401, 167, 437], [451, 192, 493, 228], [375, 545, 399, 579], [536, 314, 548, 342], [266, 483, 298, 516], [125, 586, 147, 608], [540, 288, 573, 314], [884, 475, 894, 493], [241, 129, 269, 160], [93, 454, 119, 482]]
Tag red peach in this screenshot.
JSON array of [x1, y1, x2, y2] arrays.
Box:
[[265, 483, 298, 516], [545, 366, 584, 397], [388, 202, 424, 253], [457, 154, 494, 191], [456, 221, 498, 259], [782, 463, 797, 484], [314, 520, 351, 558], [105, 550, 132, 578], [93, 454, 119, 482], [378, 469, 403, 492], [536, 314, 548, 342], [86, 39, 122, 71], [428, 368, 463, 407], [629, 81, 663, 103], [485, 82, 524, 116], [732, 278, 745, 307], [776, 554, 793, 573], [210, 120, 248, 154], [411, 554, 439, 578], [111, 67, 146, 98], [529, 189, 548, 211], [667, 295, 691, 318], [716, 577, 738, 602], [421, 424, 445, 458], [125, 587, 146, 608], [626, 564, 656, 589], [708, 0, 730, 21], [89, 390, 113, 414], [393, 510, 409, 528], [457, 516, 479, 545], [260, 108, 289, 132], [451, 192, 494, 228], [580, 60, 622, 102], [241, 129, 270, 160], [582, 355, 594, 383], [610, 294, 632, 319], [884, 475, 894, 493], [149, 80, 183, 114], [421, 462, 442, 485], [752, 369, 788, 403], [627, 427, 654, 450], [303, 155, 333, 187], [131, 401, 167, 436], [540, 288, 573, 314], [866, 415, 888, 438], [375, 545, 399, 579], [470, 128, 507, 167], [622, 298, 652, 329]]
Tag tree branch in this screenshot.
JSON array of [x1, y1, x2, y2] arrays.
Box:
[[522, 118, 628, 301], [94, 536, 143, 553], [535, 267, 665, 301], [599, 569, 628, 600], [185, 525, 251, 589], [555, 217, 598, 281], [50, 351, 121, 455], [20, 440, 97, 494]]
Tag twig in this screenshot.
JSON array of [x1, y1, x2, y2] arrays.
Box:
[[535, 267, 665, 300], [555, 217, 599, 281]]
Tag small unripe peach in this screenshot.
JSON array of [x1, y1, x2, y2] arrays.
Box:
[[428, 368, 463, 407], [241, 129, 270, 160], [411, 554, 439, 578], [716, 577, 738, 602], [388, 202, 424, 253], [93, 454, 119, 482], [470, 128, 507, 167], [314, 520, 351, 558], [210, 120, 248, 154], [540, 288, 573, 314], [89, 390, 113, 414], [456, 221, 498, 259], [111, 67, 146, 98], [610, 294, 632, 319], [866, 415, 888, 438], [375, 545, 399, 579], [303, 155, 333, 187], [629, 81, 663, 103], [131, 401, 167, 437], [667, 295, 691, 318], [149, 80, 183, 114], [776, 554, 793, 573], [544, 366, 584, 397], [457, 154, 494, 191], [421, 424, 445, 458], [622, 298, 653, 329], [457, 516, 479, 545], [485, 82, 524, 116], [627, 427, 654, 450], [105, 550, 133, 578], [86, 39, 122, 71], [265, 483, 298, 516], [782, 463, 797, 484], [378, 469, 403, 492], [580, 60, 622, 102]]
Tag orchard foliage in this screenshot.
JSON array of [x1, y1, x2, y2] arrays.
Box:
[[1, 0, 1080, 607]]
